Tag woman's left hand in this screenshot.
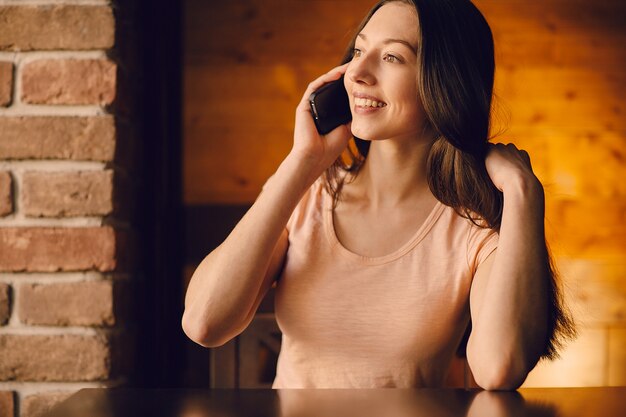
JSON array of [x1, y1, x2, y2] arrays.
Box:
[[484, 143, 541, 193]]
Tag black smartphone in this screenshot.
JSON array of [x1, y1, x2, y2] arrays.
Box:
[[308, 76, 352, 135]]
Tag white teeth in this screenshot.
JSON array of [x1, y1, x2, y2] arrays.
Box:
[[355, 97, 386, 107]]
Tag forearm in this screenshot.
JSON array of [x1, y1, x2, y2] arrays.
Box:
[[182, 153, 319, 345], [467, 177, 549, 389]]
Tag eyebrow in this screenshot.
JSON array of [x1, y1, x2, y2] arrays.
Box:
[[357, 33, 418, 55]]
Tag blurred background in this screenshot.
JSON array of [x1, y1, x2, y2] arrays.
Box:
[[0, 0, 624, 415]]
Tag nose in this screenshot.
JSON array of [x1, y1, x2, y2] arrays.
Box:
[[346, 53, 376, 86]]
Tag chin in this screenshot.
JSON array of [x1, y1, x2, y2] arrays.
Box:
[[350, 122, 381, 141]]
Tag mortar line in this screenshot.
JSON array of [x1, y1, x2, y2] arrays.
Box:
[[0, 272, 130, 282], [0, 324, 126, 335], [0, 1, 110, 5]]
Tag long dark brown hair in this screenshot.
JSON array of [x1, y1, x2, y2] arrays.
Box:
[[323, 0, 576, 361]]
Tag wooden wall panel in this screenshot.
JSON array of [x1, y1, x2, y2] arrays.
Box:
[[184, 1, 369, 67], [496, 69, 624, 130], [608, 328, 626, 386], [559, 259, 626, 326], [546, 201, 626, 259], [184, 122, 293, 204], [479, 0, 626, 68]]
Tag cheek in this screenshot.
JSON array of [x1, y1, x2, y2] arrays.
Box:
[[387, 74, 418, 107], [399, 82, 425, 116], [392, 90, 423, 121], [388, 91, 428, 134]]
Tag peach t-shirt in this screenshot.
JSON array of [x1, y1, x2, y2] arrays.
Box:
[[268, 176, 498, 388]]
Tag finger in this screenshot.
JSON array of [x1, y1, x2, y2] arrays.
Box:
[[487, 142, 505, 155], [520, 149, 532, 166], [298, 64, 349, 108], [325, 122, 352, 143], [297, 63, 350, 111]]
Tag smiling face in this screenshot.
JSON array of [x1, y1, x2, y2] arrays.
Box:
[[344, 2, 429, 143]]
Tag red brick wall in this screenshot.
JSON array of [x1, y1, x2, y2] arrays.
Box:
[[0, 2, 135, 416]]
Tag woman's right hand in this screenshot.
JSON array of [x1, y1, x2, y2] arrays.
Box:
[[289, 63, 353, 175]]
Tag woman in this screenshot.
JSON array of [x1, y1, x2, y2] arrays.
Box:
[[182, 0, 576, 390]]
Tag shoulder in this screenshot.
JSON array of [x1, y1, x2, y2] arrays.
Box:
[[435, 205, 499, 273], [465, 219, 499, 276], [286, 175, 326, 232]]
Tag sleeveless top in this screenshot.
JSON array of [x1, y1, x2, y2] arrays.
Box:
[[267, 176, 498, 388]]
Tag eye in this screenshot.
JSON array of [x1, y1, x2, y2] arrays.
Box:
[[352, 48, 362, 59], [383, 53, 400, 63]]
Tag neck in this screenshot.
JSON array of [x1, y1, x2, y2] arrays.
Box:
[[348, 135, 436, 209]]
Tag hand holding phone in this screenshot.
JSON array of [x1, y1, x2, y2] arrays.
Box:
[[289, 65, 352, 174], [308, 76, 352, 135]]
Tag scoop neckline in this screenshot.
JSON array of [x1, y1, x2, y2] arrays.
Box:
[[322, 183, 445, 265]]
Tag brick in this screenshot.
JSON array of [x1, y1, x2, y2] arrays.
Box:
[[0, 391, 15, 417], [0, 116, 115, 161], [21, 59, 116, 105], [0, 61, 12, 106], [22, 391, 75, 417], [0, 227, 118, 272], [18, 281, 114, 326], [0, 6, 114, 51], [0, 334, 111, 381], [22, 171, 113, 218], [0, 172, 12, 216], [0, 283, 10, 326]]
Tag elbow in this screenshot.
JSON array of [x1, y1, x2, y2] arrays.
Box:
[[466, 332, 537, 391], [470, 359, 528, 391], [181, 311, 233, 348], [467, 345, 529, 391], [474, 369, 525, 391]]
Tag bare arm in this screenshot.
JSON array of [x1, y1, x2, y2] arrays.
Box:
[[182, 155, 317, 347], [182, 63, 352, 347], [466, 143, 549, 390]]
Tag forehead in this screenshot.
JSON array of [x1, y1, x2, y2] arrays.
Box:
[[359, 2, 419, 43]]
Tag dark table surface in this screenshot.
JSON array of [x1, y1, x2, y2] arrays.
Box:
[[46, 387, 626, 417]]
